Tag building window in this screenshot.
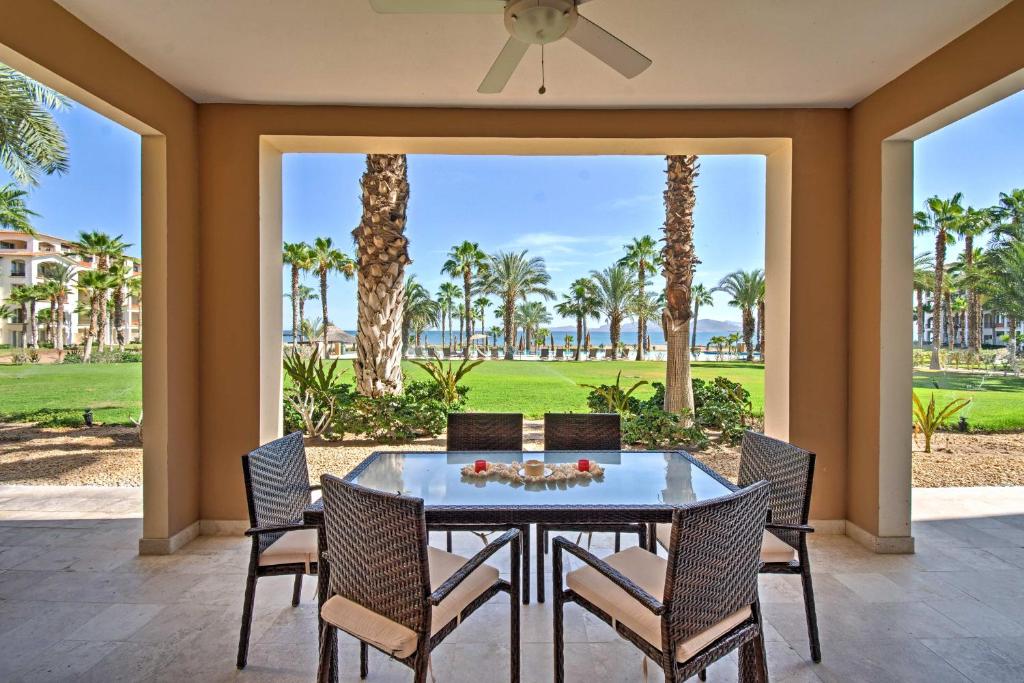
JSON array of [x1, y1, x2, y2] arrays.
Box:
[[10, 260, 26, 277], [0, 241, 15, 249]]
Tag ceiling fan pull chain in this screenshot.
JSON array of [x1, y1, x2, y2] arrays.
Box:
[[539, 43, 547, 94]]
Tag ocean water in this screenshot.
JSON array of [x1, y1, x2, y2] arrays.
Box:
[[286, 329, 734, 348]]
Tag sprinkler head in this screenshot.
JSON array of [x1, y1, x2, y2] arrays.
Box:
[[83, 409, 94, 427]]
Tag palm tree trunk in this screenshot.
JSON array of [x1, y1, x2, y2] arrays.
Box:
[[662, 155, 699, 417], [575, 316, 583, 361], [291, 265, 300, 348], [298, 298, 306, 343], [690, 300, 700, 348], [353, 153, 410, 396], [610, 314, 621, 359], [18, 304, 27, 350], [319, 270, 329, 354], [84, 300, 98, 362], [743, 307, 754, 361], [944, 292, 954, 353], [503, 301, 515, 360], [916, 290, 925, 347], [55, 295, 65, 353], [114, 286, 126, 351], [930, 231, 945, 369], [28, 300, 37, 349], [440, 310, 446, 349], [1010, 317, 1019, 373], [463, 270, 471, 352], [757, 299, 765, 357]]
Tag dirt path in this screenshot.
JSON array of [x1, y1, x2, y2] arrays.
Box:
[[1, 421, 1022, 489]]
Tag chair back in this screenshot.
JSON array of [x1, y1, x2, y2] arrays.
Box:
[[543, 413, 621, 451], [241, 432, 312, 553], [446, 413, 524, 451], [490, 348, 500, 359], [588, 348, 599, 359], [738, 431, 815, 549], [662, 481, 769, 655], [320, 474, 431, 636], [555, 348, 565, 360]]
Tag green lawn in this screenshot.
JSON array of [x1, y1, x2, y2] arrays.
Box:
[[0, 360, 1021, 431]]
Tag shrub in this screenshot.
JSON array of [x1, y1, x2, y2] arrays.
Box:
[[409, 357, 482, 408], [0, 408, 84, 427], [583, 371, 648, 413], [61, 349, 84, 364], [623, 405, 708, 450], [283, 348, 348, 439], [340, 380, 458, 443], [692, 377, 752, 444], [912, 392, 971, 453]]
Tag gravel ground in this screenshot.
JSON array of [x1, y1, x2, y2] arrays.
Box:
[[2, 421, 1022, 489]]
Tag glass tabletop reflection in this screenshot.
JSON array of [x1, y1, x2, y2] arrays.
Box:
[[346, 450, 734, 508]]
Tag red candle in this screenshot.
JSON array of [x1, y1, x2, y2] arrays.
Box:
[[577, 459, 590, 472], [474, 459, 487, 473]]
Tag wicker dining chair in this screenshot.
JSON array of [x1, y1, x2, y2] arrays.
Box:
[[656, 430, 821, 663], [535, 413, 646, 603], [441, 412, 532, 603], [237, 431, 319, 669], [553, 481, 771, 683], [316, 474, 521, 683]]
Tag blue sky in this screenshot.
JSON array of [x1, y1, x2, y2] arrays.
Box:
[[5, 79, 1024, 329]]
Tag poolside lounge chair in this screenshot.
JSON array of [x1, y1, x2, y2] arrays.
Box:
[[603, 348, 615, 360], [554, 348, 565, 360], [540, 348, 550, 360], [587, 348, 599, 360], [429, 347, 441, 360]]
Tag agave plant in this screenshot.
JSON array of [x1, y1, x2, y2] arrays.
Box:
[[581, 371, 649, 413], [410, 356, 483, 407], [283, 347, 346, 438], [912, 392, 971, 453]]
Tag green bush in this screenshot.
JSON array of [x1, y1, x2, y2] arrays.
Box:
[[0, 408, 84, 427], [340, 380, 463, 443], [692, 377, 752, 444], [61, 349, 84, 364], [622, 404, 708, 450]]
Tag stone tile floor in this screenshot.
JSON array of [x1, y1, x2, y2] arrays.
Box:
[[1, 484, 1024, 682]]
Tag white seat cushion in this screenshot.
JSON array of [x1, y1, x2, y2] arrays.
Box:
[[321, 546, 499, 660], [567, 545, 751, 662], [258, 528, 318, 568], [657, 524, 797, 565]]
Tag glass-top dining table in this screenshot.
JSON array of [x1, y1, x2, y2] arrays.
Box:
[[303, 449, 737, 610]]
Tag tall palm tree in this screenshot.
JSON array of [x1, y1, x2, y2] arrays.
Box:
[[77, 270, 112, 362], [515, 300, 551, 351], [591, 264, 635, 359], [284, 284, 318, 342], [555, 277, 600, 360], [914, 193, 963, 369], [912, 251, 934, 348], [437, 282, 460, 348], [441, 241, 489, 352], [352, 154, 410, 396], [715, 269, 763, 361], [954, 206, 993, 356], [0, 65, 70, 186], [755, 276, 766, 356], [689, 283, 714, 349], [489, 325, 503, 349], [0, 183, 39, 233], [473, 296, 492, 341], [403, 275, 439, 350], [482, 250, 555, 360], [982, 240, 1024, 372], [993, 188, 1024, 243], [282, 241, 313, 348], [127, 274, 142, 344], [618, 235, 661, 360], [107, 259, 132, 350], [662, 155, 699, 415], [73, 231, 130, 349], [40, 262, 74, 352], [310, 236, 356, 353], [629, 291, 661, 357]]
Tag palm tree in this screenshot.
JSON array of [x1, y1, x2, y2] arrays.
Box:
[[662, 155, 699, 415], [0, 64, 70, 186], [755, 276, 766, 356], [481, 250, 555, 360], [40, 262, 74, 353], [982, 240, 1024, 372], [515, 300, 551, 352], [993, 188, 1024, 243], [73, 231, 130, 349], [403, 276, 439, 350], [914, 194, 963, 369], [591, 264, 635, 359], [618, 235, 661, 360], [284, 284, 318, 342], [953, 206, 992, 356], [489, 325, 503, 349], [912, 252, 934, 348], [473, 296, 491, 341], [629, 291, 661, 357], [310, 236, 356, 353], [951, 295, 967, 348], [77, 270, 112, 362], [7, 286, 34, 349], [555, 277, 600, 360], [0, 183, 39, 233], [441, 241, 489, 352], [437, 282, 460, 348], [689, 283, 714, 349], [352, 154, 410, 396], [715, 269, 763, 361], [283, 241, 313, 348], [107, 259, 132, 350]]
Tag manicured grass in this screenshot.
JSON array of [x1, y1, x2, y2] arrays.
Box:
[[0, 362, 142, 425], [1, 360, 1022, 431]]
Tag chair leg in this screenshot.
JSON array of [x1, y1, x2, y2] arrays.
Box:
[[638, 524, 648, 552], [614, 531, 621, 552], [697, 669, 706, 681], [511, 533, 521, 683], [292, 573, 303, 606], [800, 559, 822, 662], [520, 524, 531, 605], [360, 641, 369, 679], [236, 571, 258, 669], [552, 544, 566, 683], [544, 529, 549, 554], [536, 524, 546, 603], [446, 530, 453, 552], [317, 621, 334, 683], [413, 642, 431, 683]]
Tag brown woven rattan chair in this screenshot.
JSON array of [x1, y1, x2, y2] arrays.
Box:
[[554, 481, 771, 683], [237, 432, 319, 669], [441, 412, 532, 603], [535, 413, 646, 603], [316, 474, 520, 683], [657, 430, 821, 663]]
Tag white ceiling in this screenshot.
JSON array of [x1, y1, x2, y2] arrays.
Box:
[[55, 0, 1010, 108]]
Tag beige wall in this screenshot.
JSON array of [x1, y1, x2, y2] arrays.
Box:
[[848, 0, 1024, 538], [0, 0, 201, 544], [197, 106, 850, 522]]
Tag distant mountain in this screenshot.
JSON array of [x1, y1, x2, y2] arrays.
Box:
[[550, 319, 740, 334]]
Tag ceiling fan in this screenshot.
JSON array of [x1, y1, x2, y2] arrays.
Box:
[[368, 0, 652, 94]]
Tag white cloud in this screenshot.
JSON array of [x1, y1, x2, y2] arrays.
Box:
[[605, 193, 660, 210]]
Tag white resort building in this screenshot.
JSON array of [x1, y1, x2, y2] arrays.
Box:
[[0, 230, 141, 348]]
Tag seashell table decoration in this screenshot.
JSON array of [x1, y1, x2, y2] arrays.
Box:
[[460, 460, 605, 486]]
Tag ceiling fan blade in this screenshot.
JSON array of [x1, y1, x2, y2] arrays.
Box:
[[369, 0, 503, 13], [478, 37, 530, 94], [567, 14, 652, 79]]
